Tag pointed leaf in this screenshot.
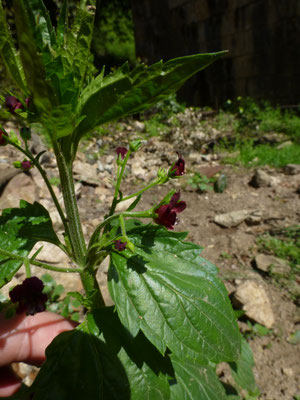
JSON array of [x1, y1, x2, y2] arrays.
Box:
[[0, 200, 59, 287], [0, 2, 27, 92], [74, 52, 226, 138], [108, 222, 241, 364], [170, 355, 227, 400], [56, 0, 68, 48]]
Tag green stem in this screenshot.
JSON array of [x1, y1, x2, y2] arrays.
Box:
[[121, 178, 161, 202], [8, 139, 69, 238], [0, 248, 82, 273], [53, 141, 86, 265], [88, 210, 152, 250], [52, 141, 105, 308], [108, 150, 131, 216]]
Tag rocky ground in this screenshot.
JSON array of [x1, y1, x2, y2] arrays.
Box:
[[0, 109, 299, 399]]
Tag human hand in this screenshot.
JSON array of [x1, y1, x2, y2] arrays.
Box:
[[0, 311, 75, 397]]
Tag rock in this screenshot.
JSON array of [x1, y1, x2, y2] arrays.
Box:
[[233, 280, 275, 328], [105, 155, 115, 164], [284, 164, 300, 175], [133, 120, 145, 132], [276, 140, 293, 149], [0, 164, 20, 188], [73, 161, 100, 185], [214, 210, 250, 228], [0, 173, 38, 210], [255, 254, 291, 276], [115, 197, 137, 212], [34, 242, 68, 264], [250, 169, 280, 188], [245, 209, 263, 225], [96, 257, 114, 306]]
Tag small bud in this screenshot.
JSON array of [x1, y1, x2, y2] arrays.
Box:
[[20, 127, 31, 141], [129, 139, 141, 152], [0, 129, 8, 146], [5, 96, 23, 113], [116, 147, 128, 160], [169, 152, 185, 178], [157, 168, 169, 184], [21, 160, 33, 171], [114, 240, 127, 251]]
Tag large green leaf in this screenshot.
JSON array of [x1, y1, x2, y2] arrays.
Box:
[[24, 330, 103, 400], [108, 221, 241, 364], [229, 339, 260, 396], [170, 355, 227, 400], [0, 2, 27, 92], [90, 307, 172, 400], [0, 200, 59, 288], [74, 52, 226, 139]]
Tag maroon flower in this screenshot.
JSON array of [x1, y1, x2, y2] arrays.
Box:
[[169, 153, 185, 177], [154, 192, 186, 230], [21, 160, 33, 171], [116, 147, 128, 160], [114, 240, 127, 251], [0, 129, 8, 146], [5, 96, 23, 113], [9, 277, 48, 315]]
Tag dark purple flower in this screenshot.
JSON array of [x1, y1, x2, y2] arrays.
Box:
[[21, 160, 33, 171], [114, 240, 127, 251], [116, 147, 128, 160], [0, 129, 8, 146], [154, 192, 186, 230], [169, 153, 185, 177], [9, 277, 48, 315], [25, 97, 31, 107], [5, 96, 23, 113]]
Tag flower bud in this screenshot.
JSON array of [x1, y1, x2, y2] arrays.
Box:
[[5, 96, 23, 113], [116, 147, 128, 160], [21, 160, 33, 171], [129, 139, 141, 152], [168, 152, 185, 178], [114, 240, 127, 251], [20, 126, 31, 141]]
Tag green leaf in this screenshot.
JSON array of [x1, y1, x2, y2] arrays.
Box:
[[56, 0, 68, 48], [89, 307, 172, 400], [0, 2, 27, 92], [12, 0, 58, 114], [26, 330, 103, 400], [108, 222, 241, 364], [64, 1, 96, 90], [229, 339, 260, 396], [74, 52, 226, 139], [0, 200, 59, 288], [170, 355, 227, 400]]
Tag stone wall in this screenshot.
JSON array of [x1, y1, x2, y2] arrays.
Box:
[[131, 0, 300, 106]]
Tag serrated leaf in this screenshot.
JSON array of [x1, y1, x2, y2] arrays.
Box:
[[229, 339, 260, 395], [64, 1, 96, 90], [74, 52, 226, 140], [0, 2, 27, 92], [170, 355, 227, 400], [108, 222, 241, 364], [0, 200, 59, 288], [90, 307, 172, 400]]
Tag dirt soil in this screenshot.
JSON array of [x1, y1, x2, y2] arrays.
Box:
[[0, 114, 299, 399]]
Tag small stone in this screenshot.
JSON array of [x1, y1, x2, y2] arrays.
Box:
[[73, 161, 100, 185], [250, 169, 280, 188], [133, 120, 145, 132], [281, 367, 293, 377], [276, 140, 293, 149], [233, 280, 275, 328], [105, 155, 114, 164], [0, 173, 38, 210], [255, 254, 291, 276], [284, 164, 300, 175], [214, 210, 250, 228]]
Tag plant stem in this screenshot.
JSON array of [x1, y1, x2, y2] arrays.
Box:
[[0, 248, 82, 273], [120, 178, 162, 202], [52, 141, 105, 307], [8, 139, 69, 238], [108, 150, 131, 216]]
